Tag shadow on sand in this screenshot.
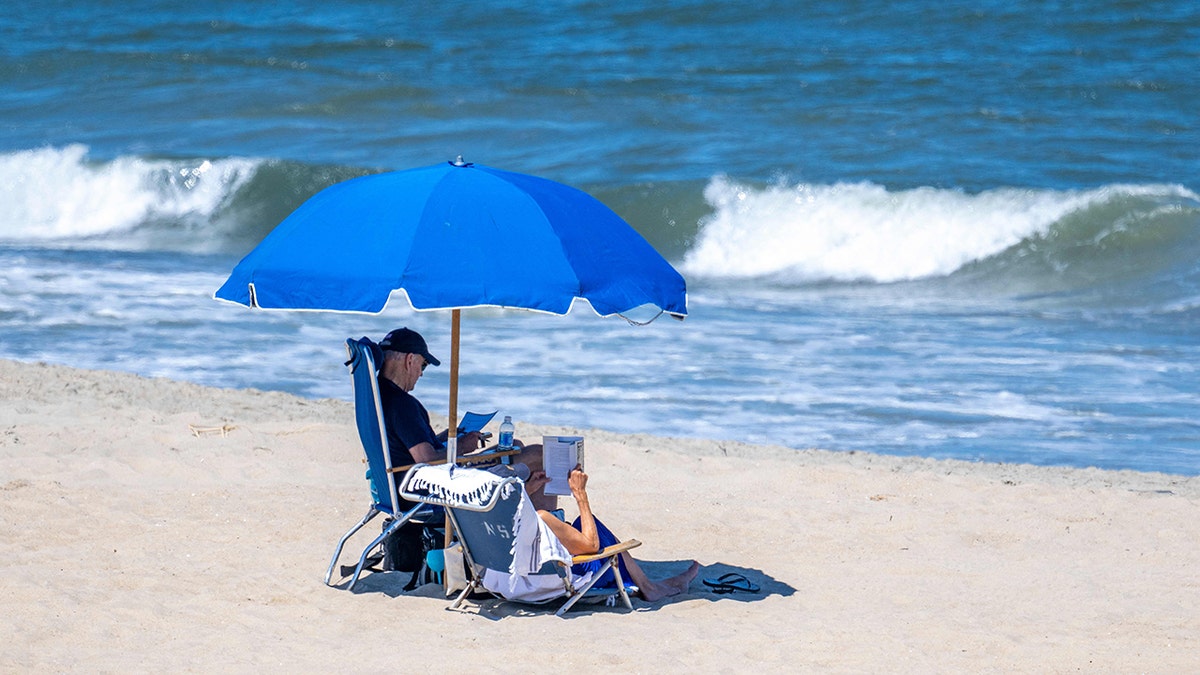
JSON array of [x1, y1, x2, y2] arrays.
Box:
[[334, 559, 794, 618], [637, 559, 795, 607]]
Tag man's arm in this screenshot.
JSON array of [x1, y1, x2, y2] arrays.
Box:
[[407, 441, 443, 464], [434, 430, 485, 453], [407, 432, 487, 466]]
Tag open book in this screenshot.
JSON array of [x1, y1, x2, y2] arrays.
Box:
[[542, 436, 584, 496]]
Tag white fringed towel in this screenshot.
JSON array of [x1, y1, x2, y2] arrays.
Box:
[[403, 464, 504, 508]]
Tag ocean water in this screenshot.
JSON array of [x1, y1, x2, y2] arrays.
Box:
[[2, 1, 1199, 474]]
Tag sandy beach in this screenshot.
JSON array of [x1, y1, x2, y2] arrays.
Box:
[[1, 358, 1197, 672]]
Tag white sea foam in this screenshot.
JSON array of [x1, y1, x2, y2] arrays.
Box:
[[683, 177, 1198, 283], [0, 144, 261, 243]]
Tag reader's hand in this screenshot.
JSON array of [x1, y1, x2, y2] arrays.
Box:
[[568, 466, 588, 496], [525, 470, 551, 494]]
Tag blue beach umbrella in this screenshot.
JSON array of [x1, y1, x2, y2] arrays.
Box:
[[216, 157, 687, 463]]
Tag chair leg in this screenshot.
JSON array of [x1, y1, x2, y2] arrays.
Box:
[[611, 559, 634, 610], [448, 578, 481, 612], [556, 558, 616, 617], [345, 503, 431, 591], [324, 507, 379, 585]]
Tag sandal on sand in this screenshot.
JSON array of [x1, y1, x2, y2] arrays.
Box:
[[702, 572, 760, 594]]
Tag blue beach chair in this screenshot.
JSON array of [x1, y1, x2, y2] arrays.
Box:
[[323, 337, 441, 590]]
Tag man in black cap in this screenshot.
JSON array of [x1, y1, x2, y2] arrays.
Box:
[[377, 327, 554, 509], [377, 327, 453, 468]]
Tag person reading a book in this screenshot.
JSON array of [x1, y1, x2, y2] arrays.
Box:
[[526, 466, 699, 602], [376, 327, 556, 510]]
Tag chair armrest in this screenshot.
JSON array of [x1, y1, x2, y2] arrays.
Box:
[[571, 539, 642, 564], [387, 448, 522, 474]]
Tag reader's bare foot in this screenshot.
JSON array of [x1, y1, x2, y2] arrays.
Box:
[[636, 560, 700, 602]]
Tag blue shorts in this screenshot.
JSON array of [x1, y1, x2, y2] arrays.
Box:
[[569, 516, 634, 589]]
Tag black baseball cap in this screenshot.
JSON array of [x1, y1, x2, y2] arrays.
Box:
[[379, 327, 440, 366]]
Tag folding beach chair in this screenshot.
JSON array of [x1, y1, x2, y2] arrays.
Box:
[[399, 464, 642, 617], [324, 337, 442, 590]]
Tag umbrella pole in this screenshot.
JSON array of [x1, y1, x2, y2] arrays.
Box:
[[443, 309, 462, 576], [448, 308, 461, 466]]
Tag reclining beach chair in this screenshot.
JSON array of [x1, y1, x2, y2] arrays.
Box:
[[399, 463, 641, 617], [324, 337, 442, 590]]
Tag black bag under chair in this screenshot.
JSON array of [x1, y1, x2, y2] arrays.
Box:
[[382, 518, 426, 573], [341, 515, 444, 591]]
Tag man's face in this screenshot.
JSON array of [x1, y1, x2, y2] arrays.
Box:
[[404, 352, 429, 392], [384, 352, 428, 392]]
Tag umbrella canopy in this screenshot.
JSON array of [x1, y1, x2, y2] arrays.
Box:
[[215, 158, 687, 464], [216, 158, 687, 319]]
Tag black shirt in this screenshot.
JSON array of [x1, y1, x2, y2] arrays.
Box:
[[377, 375, 443, 469]]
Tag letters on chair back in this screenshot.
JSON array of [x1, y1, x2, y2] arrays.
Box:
[[483, 522, 511, 538]]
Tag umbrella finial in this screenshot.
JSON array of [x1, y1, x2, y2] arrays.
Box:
[[451, 155, 472, 168]]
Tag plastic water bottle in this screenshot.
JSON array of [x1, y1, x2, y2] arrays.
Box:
[[498, 415, 515, 450]]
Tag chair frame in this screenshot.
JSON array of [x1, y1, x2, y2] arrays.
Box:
[[399, 465, 642, 616]]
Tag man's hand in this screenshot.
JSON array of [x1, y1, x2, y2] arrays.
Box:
[[458, 430, 483, 453]]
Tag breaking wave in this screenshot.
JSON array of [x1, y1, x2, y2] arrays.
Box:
[[0, 145, 369, 254], [683, 176, 1200, 287]]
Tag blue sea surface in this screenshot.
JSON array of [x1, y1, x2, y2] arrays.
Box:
[[2, 1, 1198, 473]]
